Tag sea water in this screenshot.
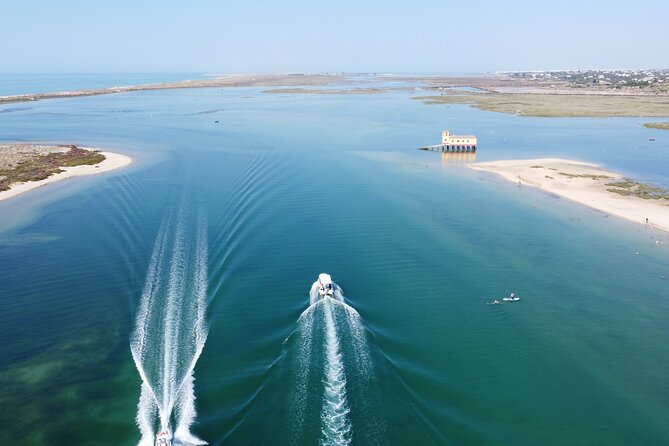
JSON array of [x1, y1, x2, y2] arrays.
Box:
[[0, 73, 202, 96], [0, 77, 668, 445]]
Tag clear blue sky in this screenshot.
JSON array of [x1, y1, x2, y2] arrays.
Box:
[[1, 0, 667, 73]]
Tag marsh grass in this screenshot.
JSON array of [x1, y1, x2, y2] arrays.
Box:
[[643, 122, 669, 130], [414, 93, 669, 117], [558, 172, 613, 180], [606, 178, 669, 201]]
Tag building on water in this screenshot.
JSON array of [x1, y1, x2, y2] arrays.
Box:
[[419, 130, 477, 152]]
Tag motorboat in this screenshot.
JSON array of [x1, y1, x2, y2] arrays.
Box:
[[317, 273, 335, 298], [503, 292, 520, 302], [155, 431, 172, 446]]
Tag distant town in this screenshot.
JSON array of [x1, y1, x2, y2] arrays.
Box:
[[507, 69, 669, 91]]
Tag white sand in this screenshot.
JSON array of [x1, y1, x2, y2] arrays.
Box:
[[0, 149, 132, 202], [469, 158, 669, 233]]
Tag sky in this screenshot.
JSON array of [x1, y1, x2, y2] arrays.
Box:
[[1, 0, 667, 73]]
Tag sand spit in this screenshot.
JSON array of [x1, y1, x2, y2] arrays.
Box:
[[261, 87, 386, 94], [0, 148, 132, 201], [469, 158, 669, 233], [0, 74, 347, 105]]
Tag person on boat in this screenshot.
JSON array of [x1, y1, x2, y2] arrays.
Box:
[[155, 432, 171, 446]]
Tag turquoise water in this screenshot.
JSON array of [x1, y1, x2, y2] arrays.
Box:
[[1, 80, 669, 445]]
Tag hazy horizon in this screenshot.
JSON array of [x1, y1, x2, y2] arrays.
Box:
[[2, 0, 668, 74], [1, 68, 668, 75]]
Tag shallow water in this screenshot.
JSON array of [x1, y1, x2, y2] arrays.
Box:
[[1, 78, 669, 445]]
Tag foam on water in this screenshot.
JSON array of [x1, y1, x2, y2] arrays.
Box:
[[289, 280, 380, 445], [130, 207, 209, 445], [320, 297, 352, 445]]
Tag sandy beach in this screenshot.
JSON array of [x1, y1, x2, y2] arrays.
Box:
[[0, 149, 132, 201], [469, 158, 669, 233]]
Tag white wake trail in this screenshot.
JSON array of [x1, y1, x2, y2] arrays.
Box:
[[174, 215, 209, 445], [320, 298, 351, 446], [131, 209, 209, 445], [131, 217, 171, 445], [161, 210, 187, 429], [136, 382, 159, 446], [289, 304, 317, 442], [290, 280, 383, 445]]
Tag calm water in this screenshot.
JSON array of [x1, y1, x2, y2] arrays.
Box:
[[1, 77, 669, 445], [0, 73, 203, 96]]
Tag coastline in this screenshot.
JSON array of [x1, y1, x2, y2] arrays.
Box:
[[469, 158, 669, 233], [0, 74, 347, 105], [0, 149, 132, 202], [2, 73, 667, 118]]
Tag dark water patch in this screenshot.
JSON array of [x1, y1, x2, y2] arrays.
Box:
[[0, 106, 33, 113], [0, 319, 137, 445], [185, 108, 226, 116]]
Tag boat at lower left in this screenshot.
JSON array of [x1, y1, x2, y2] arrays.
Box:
[[155, 431, 172, 446]]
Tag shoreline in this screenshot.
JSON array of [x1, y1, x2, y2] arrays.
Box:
[[0, 149, 132, 202], [469, 158, 669, 233], [0, 74, 347, 105], [2, 73, 667, 118]]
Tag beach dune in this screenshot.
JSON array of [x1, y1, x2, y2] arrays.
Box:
[[469, 158, 669, 233], [0, 149, 132, 201]]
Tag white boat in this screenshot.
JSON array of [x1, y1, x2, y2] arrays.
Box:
[[155, 431, 172, 446], [503, 292, 520, 302], [317, 273, 335, 298]]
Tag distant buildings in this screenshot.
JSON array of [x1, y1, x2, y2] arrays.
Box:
[[508, 69, 669, 89]]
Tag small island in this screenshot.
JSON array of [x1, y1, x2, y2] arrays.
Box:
[[469, 158, 669, 233], [644, 122, 669, 130], [0, 144, 132, 201]]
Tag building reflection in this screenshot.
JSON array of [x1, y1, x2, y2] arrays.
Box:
[[441, 151, 477, 166]]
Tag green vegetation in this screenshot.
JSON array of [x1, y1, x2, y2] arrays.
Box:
[[606, 178, 669, 201], [530, 165, 544, 168], [413, 92, 669, 117], [0, 146, 105, 191], [644, 122, 669, 130], [262, 88, 386, 95], [558, 172, 613, 180]]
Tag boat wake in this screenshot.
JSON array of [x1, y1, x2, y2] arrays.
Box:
[[131, 207, 209, 446], [320, 297, 351, 445], [289, 279, 382, 445]]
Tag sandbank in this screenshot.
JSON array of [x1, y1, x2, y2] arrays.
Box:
[[644, 122, 669, 130], [261, 87, 386, 95], [469, 158, 669, 233], [0, 149, 132, 202]]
